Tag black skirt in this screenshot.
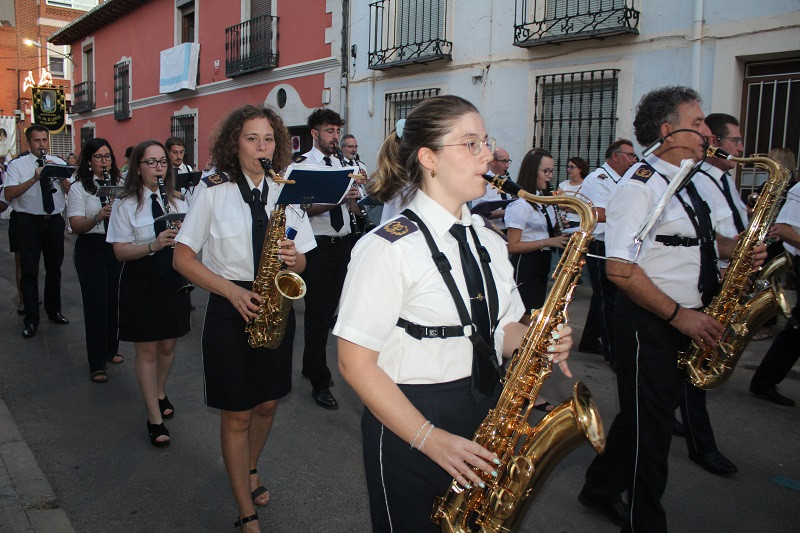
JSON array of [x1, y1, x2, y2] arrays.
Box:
[[117, 250, 191, 342], [512, 249, 553, 312], [202, 281, 294, 411]]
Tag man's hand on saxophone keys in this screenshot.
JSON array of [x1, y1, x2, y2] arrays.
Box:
[[225, 283, 264, 322]]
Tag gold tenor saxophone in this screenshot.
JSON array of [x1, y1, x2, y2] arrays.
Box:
[[432, 174, 606, 532], [679, 148, 793, 389], [245, 159, 307, 349]]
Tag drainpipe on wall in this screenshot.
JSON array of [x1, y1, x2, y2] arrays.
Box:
[[340, 0, 350, 126], [691, 0, 704, 91]]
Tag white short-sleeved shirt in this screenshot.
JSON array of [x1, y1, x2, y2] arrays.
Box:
[[472, 173, 510, 230], [333, 190, 526, 384], [581, 163, 624, 241], [606, 156, 728, 309], [777, 181, 800, 257], [504, 196, 556, 245], [176, 172, 316, 281], [67, 176, 110, 235], [4, 152, 67, 214], [302, 146, 358, 237], [106, 189, 188, 246], [693, 162, 744, 239], [556, 180, 584, 234]]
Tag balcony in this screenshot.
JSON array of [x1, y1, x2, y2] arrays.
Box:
[[369, 0, 452, 70], [72, 81, 95, 114], [225, 15, 279, 78], [514, 0, 639, 47]]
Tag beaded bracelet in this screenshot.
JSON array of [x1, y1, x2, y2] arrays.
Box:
[[410, 420, 430, 449], [665, 302, 681, 323], [147, 242, 154, 255], [418, 424, 435, 451]]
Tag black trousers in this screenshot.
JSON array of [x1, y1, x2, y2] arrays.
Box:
[[74, 234, 121, 373], [581, 240, 605, 349], [362, 378, 497, 532], [679, 382, 718, 455], [16, 212, 65, 327], [512, 249, 552, 313], [583, 293, 689, 533], [302, 237, 351, 390], [751, 256, 800, 390]]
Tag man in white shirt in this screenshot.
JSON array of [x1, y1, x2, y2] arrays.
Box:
[[300, 109, 360, 410], [3, 125, 70, 338], [472, 147, 512, 231], [579, 139, 637, 360]]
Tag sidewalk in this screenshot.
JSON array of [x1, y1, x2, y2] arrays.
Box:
[[0, 395, 75, 533]]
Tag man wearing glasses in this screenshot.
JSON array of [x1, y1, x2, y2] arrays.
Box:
[[300, 109, 361, 410], [472, 146, 513, 231], [579, 139, 638, 361], [3, 124, 70, 338]]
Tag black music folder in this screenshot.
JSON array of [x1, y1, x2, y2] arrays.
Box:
[[276, 164, 355, 205], [40, 164, 76, 181], [175, 171, 202, 190], [470, 199, 514, 216]]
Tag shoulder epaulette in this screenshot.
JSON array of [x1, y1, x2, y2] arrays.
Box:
[[201, 173, 229, 187], [598, 173, 608, 180], [375, 216, 418, 243], [632, 163, 656, 183], [478, 215, 508, 242], [292, 154, 307, 163]]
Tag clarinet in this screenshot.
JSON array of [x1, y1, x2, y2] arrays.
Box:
[[156, 174, 194, 294]]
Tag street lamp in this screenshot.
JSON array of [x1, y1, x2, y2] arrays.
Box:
[[22, 38, 76, 67]]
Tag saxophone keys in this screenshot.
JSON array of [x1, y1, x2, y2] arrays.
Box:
[[487, 487, 516, 519]]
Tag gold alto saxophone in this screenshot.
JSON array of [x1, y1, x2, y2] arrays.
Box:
[[679, 148, 793, 389], [432, 174, 606, 533], [245, 158, 307, 349]]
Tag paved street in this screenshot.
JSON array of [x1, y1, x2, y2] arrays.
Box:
[[0, 219, 798, 532]]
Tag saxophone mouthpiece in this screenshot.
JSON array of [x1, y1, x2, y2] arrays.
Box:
[[707, 145, 732, 160]]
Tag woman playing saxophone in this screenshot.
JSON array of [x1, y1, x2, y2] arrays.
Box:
[[334, 95, 574, 532], [173, 104, 315, 532]]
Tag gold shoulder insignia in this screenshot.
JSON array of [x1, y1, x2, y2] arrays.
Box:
[[375, 216, 418, 243], [632, 166, 654, 183], [201, 173, 229, 187]]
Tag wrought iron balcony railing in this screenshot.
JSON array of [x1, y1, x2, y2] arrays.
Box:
[[225, 15, 279, 78], [369, 0, 452, 70], [72, 81, 95, 114], [514, 0, 639, 47]]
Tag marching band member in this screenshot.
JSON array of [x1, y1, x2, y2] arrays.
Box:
[[174, 105, 314, 532], [67, 138, 124, 383], [106, 140, 191, 448], [334, 95, 574, 532]]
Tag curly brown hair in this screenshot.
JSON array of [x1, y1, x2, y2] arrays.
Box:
[[209, 105, 291, 180]]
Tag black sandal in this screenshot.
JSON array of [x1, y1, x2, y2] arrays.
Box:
[[249, 469, 270, 506], [146, 420, 170, 448], [158, 395, 174, 419], [234, 513, 258, 530]]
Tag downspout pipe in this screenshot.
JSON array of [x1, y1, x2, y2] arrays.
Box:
[[691, 0, 704, 90]]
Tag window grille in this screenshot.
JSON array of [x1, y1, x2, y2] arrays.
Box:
[[49, 57, 65, 78], [114, 61, 131, 120], [369, 0, 451, 69], [515, 0, 639, 47], [170, 113, 196, 167], [49, 126, 72, 158], [80, 126, 94, 150], [532, 69, 619, 187], [384, 88, 441, 136]]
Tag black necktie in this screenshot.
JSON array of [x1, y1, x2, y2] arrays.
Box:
[[449, 223, 495, 398], [720, 172, 746, 233], [540, 205, 555, 237], [38, 158, 55, 214], [151, 193, 166, 236], [683, 183, 720, 306], [323, 156, 345, 231], [251, 187, 268, 275], [97, 179, 109, 232]]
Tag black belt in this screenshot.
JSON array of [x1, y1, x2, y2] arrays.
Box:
[[396, 317, 472, 340], [16, 212, 57, 220], [655, 235, 700, 247], [315, 235, 349, 243]]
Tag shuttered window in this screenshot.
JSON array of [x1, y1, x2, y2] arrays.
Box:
[[533, 69, 619, 185], [384, 88, 441, 136], [170, 114, 196, 168]]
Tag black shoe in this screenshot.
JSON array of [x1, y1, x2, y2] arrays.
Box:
[[22, 323, 37, 339], [578, 340, 603, 355], [312, 387, 339, 410], [578, 489, 629, 526], [672, 417, 686, 438], [689, 450, 737, 475], [48, 312, 69, 325], [750, 385, 795, 407]]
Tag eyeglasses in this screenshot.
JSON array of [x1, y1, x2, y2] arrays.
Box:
[[342, 144, 358, 149], [719, 136, 744, 145], [540, 168, 555, 175], [616, 150, 638, 159], [441, 137, 496, 157], [92, 153, 112, 161], [494, 158, 512, 164], [318, 128, 342, 136], [566, 164, 577, 170], [141, 158, 169, 168]]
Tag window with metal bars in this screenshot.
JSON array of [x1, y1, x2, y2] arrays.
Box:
[[514, 0, 639, 47], [532, 69, 618, 188], [384, 88, 441, 136], [114, 61, 131, 120], [369, 0, 451, 70], [49, 126, 72, 159], [170, 114, 196, 167], [80, 126, 94, 150]]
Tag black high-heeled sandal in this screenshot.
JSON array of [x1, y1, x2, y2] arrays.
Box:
[[158, 395, 174, 419], [234, 513, 258, 530], [249, 469, 270, 506], [146, 420, 170, 448]]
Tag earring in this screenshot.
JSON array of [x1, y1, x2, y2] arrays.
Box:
[[431, 169, 437, 179]]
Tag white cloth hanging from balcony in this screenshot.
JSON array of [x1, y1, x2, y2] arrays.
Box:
[[159, 42, 200, 93]]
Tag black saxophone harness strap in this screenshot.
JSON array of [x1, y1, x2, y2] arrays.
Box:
[[398, 209, 502, 378]]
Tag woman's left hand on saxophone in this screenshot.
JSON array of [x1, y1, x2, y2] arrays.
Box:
[[277, 238, 297, 267]]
